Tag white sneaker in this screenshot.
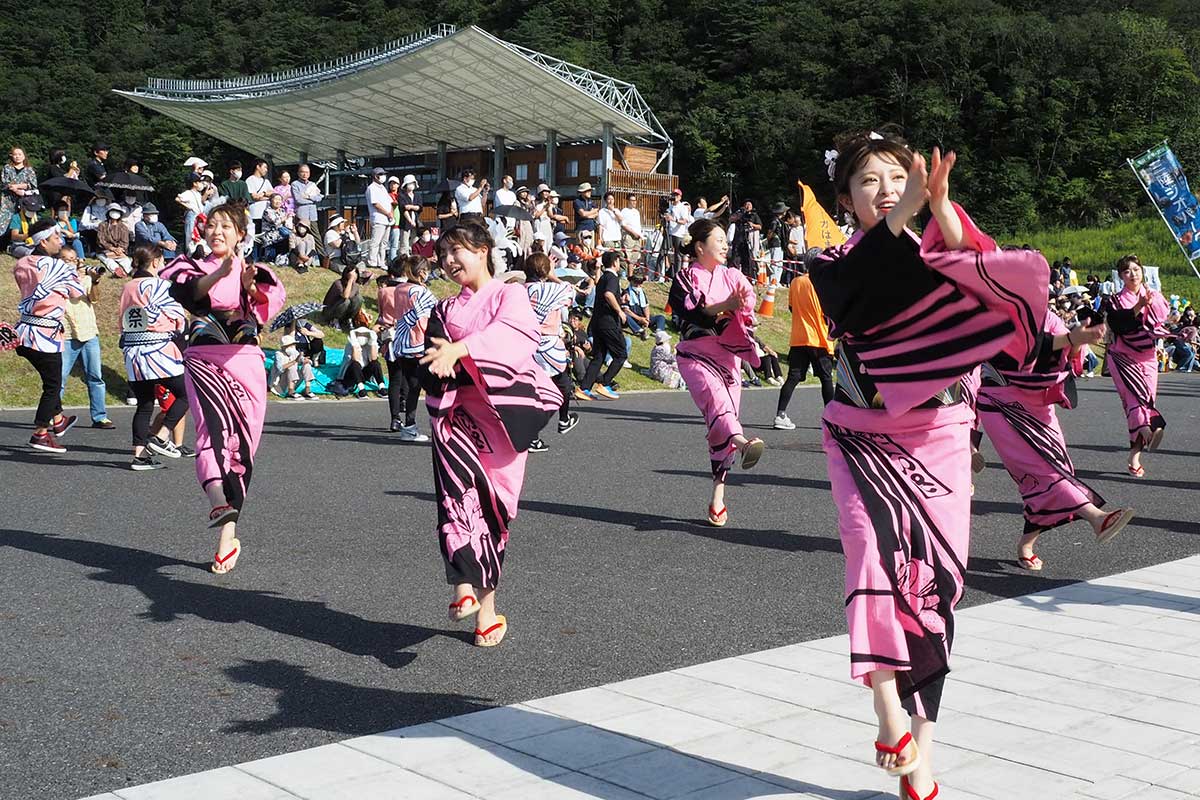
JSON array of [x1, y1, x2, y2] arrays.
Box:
[[773, 413, 797, 430], [399, 424, 430, 443]]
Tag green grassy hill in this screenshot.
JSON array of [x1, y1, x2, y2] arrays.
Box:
[[0, 256, 797, 408]]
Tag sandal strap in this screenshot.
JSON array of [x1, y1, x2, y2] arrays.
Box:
[[449, 596, 479, 610], [475, 620, 505, 637], [214, 546, 238, 565], [875, 731, 913, 754]]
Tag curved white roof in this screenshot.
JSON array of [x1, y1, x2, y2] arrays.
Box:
[[115, 25, 670, 162]]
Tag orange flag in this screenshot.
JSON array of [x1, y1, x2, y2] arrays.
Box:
[[797, 180, 846, 250]]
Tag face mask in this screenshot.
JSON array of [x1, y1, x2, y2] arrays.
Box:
[[232, 170, 243, 180], [420, 233, 431, 242], [108, 211, 121, 220], [125, 196, 137, 205], [146, 214, 158, 224]]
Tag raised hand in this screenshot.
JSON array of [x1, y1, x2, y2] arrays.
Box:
[[927, 147, 957, 210], [1070, 322, 1106, 348], [887, 151, 929, 237], [421, 336, 466, 378]]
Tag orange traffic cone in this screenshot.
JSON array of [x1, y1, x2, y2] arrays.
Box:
[[757, 283, 776, 317], [756, 260, 768, 286], [664, 295, 673, 316]]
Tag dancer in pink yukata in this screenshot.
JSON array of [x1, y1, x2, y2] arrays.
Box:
[[667, 218, 765, 528], [160, 203, 286, 574], [1102, 254, 1170, 477], [978, 312, 1136, 570], [420, 222, 561, 647], [810, 131, 1048, 800]]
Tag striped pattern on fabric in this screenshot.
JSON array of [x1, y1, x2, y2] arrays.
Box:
[[390, 283, 438, 360], [14, 255, 84, 353], [526, 280, 574, 377]]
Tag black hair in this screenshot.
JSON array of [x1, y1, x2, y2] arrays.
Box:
[[228, 160, 243, 172], [131, 244, 163, 277], [253, 158, 268, 170], [601, 251, 621, 270], [830, 128, 913, 217], [681, 218, 723, 258], [436, 221, 496, 276]]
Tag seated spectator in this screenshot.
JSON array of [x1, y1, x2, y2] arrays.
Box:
[[320, 266, 364, 330], [410, 226, 435, 261], [323, 215, 361, 269], [574, 261, 601, 315], [118, 192, 143, 233], [570, 230, 601, 271], [289, 220, 317, 272], [1172, 325, 1198, 372], [53, 202, 85, 260], [621, 271, 667, 340], [648, 330, 683, 389], [284, 318, 327, 366], [79, 193, 109, 255], [97, 205, 133, 276], [549, 231, 570, 270], [564, 308, 591, 383], [258, 192, 292, 263], [269, 333, 317, 398], [328, 325, 386, 397], [133, 203, 177, 259], [8, 195, 44, 257], [754, 336, 783, 385]]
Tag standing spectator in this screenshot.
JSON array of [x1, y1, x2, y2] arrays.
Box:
[[774, 265, 835, 429], [454, 169, 487, 222], [494, 174, 517, 208], [97, 205, 133, 276], [397, 175, 421, 256], [321, 265, 364, 330], [578, 251, 627, 400], [622, 271, 666, 339], [61, 260, 114, 429], [53, 202, 85, 260], [730, 199, 762, 279], [44, 148, 71, 210], [2, 146, 39, 246], [512, 184, 535, 257], [547, 191, 569, 237], [532, 184, 554, 242], [245, 159, 273, 258], [13, 220, 85, 453], [666, 187, 692, 279], [386, 176, 403, 261], [693, 195, 729, 221], [619, 194, 643, 271], [573, 182, 599, 235], [85, 142, 108, 186], [291, 163, 323, 226], [133, 203, 177, 258], [765, 202, 789, 285], [436, 189, 458, 229], [597, 192, 622, 254], [219, 161, 250, 203], [289, 220, 317, 272], [175, 173, 205, 256], [785, 211, 806, 268], [272, 170, 296, 216], [365, 166, 393, 268]]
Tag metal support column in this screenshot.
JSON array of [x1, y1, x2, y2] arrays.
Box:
[[335, 149, 346, 218], [436, 142, 447, 182], [601, 123, 614, 194], [384, 146, 395, 159], [493, 135, 505, 188], [545, 129, 557, 190]]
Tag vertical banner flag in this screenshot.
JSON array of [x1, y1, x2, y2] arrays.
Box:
[[797, 180, 847, 250], [1129, 142, 1200, 280]]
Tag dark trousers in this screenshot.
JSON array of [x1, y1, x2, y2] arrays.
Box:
[[760, 353, 782, 380], [130, 375, 189, 447], [387, 356, 422, 425], [17, 346, 63, 427], [301, 339, 326, 366], [581, 323, 626, 390], [777, 346, 834, 414], [552, 368, 573, 422], [343, 358, 384, 388]]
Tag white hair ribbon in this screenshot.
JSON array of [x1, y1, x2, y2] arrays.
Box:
[[824, 149, 839, 182]]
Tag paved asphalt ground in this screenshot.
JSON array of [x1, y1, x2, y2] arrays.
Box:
[[2, 376, 1198, 800]]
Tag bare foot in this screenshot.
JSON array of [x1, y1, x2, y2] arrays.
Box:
[[474, 613, 507, 647], [876, 712, 915, 772], [449, 584, 480, 621]]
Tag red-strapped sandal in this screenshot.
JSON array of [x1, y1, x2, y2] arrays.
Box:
[[901, 775, 939, 800], [211, 538, 241, 574], [707, 505, 728, 527], [1096, 507, 1136, 544], [875, 731, 920, 777], [1017, 553, 1043, 571], [474, 615, 508, 648], [1127, 463, 1145, 478], [449, 594, 480, 622]]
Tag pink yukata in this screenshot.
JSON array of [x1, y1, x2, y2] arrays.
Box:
[[811, 205, 1047, 721], [422, 279, 562, 589], [160, 254, 286, 512], [978, 313, 1105, 533], [668, 263, 760, 483], [1103, 287, 1170, 442]]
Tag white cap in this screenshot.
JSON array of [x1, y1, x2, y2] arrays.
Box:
[[402, 174, 418, 188], [533, 231, 548, 242], [280, 333, 296, 347], [184, 156, 208, 169], [329, 215, 347, 227]]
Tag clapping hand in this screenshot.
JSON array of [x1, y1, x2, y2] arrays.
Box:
[[927, 147, 957, 211], [888, 151, 929, 236], [239, 260, 258, 292], [421, 336, 468, 379], [1070, 322, 1107, 348]]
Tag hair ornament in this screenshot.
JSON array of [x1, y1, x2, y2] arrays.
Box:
[[824, 149, 839, 182]]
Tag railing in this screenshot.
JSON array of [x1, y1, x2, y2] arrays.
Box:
[[606, 169, 677, 194], [142, 24, 456, 97]]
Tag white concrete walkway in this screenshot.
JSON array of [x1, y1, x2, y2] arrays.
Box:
[[82, 556, 1200, 800]]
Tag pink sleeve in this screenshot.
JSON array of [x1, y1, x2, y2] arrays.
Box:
[[921, 203, 1048, 371], [458, 285, 539, 385], [251, 262, 288, 325]]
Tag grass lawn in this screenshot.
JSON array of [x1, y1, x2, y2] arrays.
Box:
[[0, 254, 798, 409]]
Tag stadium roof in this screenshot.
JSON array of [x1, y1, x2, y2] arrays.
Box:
[[115, 24, 672, 164]]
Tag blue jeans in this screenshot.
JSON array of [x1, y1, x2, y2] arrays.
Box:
[[626, 310, 666, 336], [60, 336, 107, 422], [1174, 342, 1196, 372], [70, 237, 85, 259], [182, 211, 197, 254], [1083, 351, 1099, 374], [388, 227, 401, 262]]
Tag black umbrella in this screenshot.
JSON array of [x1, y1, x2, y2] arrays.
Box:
[[97, 171, 155, 193], [491, 204, 533, 222], [40, 176, 96, 194], [269, 302, 325, 332]]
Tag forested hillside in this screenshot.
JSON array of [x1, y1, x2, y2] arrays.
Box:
[[2, 0, 1199, 234]]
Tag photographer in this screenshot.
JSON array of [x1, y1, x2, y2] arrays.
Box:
[[320, 265, 367, 331], [454, 169, 488, 223], [62, 257, 114, 429], [730, 199, 761, 280]]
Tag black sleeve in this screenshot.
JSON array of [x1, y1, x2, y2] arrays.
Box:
[[667, 273, 714, 332], [1102, 300, 1138, 335], [809, 223, 942, 337]]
